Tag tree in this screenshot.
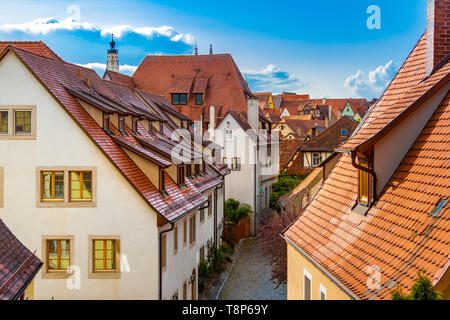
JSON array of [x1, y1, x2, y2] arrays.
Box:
[[391, 270, 442, 300], [269, 174, 306, 212], [224, 198, 251, 225], [257, 210, 298, 288]]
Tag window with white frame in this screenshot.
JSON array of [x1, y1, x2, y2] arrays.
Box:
[[225, 122, 233, 141], [320, 284, 327, 300], [303, 269, 312, 300], [312, 153, 321, 167]]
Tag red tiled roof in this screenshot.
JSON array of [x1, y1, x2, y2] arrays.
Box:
[[0, 41, 62, 60], [103, 69, 135, 88], [132, 54, 253, 123], [340, 33, 450, 152], [284, 31, 450, 300], [283, 119, 327, 139], [0, 219, 42, 300], [299, 116, 357, 152]]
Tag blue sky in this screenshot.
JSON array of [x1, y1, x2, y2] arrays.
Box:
[[0, 0, 428, 99]]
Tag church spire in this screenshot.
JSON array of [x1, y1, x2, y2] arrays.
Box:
[[209, 44, 213, 55], [106, 34, 119, 72]]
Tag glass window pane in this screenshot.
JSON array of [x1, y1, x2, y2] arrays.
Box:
[[15, 111, 31, 134], [0, 111, 8, 134], [42, 172, 53, 199], [95, 250, 104, 259], [55, 172, 64, 199], [180, 94, 187, 105], [94, 240, 103, 250], [94, 260, 104, 270]]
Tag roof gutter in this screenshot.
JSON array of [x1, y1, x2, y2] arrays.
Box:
[[281, 235, 360, 300]]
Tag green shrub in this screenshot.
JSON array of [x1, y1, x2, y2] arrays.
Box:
[[269, 174, 306, 212], [391, 270, 442, 300], [225, 199, 252, 225]]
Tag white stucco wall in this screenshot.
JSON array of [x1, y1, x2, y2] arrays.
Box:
[[161, 187, 222, 300], [0, 52, 160, 300]]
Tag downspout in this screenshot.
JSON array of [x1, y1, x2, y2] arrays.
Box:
[[350, 150, 377, 205], [159, 222, 174, 300], [214, 183, 223, 247]]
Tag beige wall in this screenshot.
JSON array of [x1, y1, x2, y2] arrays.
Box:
[[287, 243, 351, 300], [0, 51, 160, 299], [374, 82, 450, 195]]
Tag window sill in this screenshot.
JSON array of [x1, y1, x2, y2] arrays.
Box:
[[88, 272, 121, 279], [42, 271, 73, 279], [37, 201, 96, 208]]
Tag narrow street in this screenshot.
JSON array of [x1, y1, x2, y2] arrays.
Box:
[[219, 238, 286, 300]]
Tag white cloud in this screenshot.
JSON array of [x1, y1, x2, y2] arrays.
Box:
[[0, 5, 195, 45], [77, 62, 138, 76], [244, 64, 307, 93], [344, 61, 397, 99]]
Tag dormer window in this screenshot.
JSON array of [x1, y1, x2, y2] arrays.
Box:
[[172, 93, 188, 105], [195, 94, 203, 105], [186, 163, 192, 177], [132, 117, 139, 134], [159, 169, 167, 196], [103, 113, 111, 132], [194, 163, 200, 176], [341, 129, 348, 137], [118, 115, 126, 134], [177, 165, 186, 186], [358, 160, 372, 206], [148, 121, 154, 135]]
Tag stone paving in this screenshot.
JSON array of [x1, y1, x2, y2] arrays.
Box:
[[219, 238, 286, 300]]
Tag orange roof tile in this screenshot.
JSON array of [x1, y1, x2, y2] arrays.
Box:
[[132, 54, 253, 123], [284, 29, 450, 299]]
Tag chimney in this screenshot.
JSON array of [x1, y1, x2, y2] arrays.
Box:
[[311, 125, 317, 138], [209, 105, 215, 140], [426, 0, 450, 76], [247, 98, 259, 132]]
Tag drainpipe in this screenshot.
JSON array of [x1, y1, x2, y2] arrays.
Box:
[[214, 183, 223, 247], [254, 143, 259, 236], [158, 222, 174, 300], [350, 150, 377, 205]]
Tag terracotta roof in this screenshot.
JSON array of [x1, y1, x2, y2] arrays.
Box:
[[0, 219, 42, 300], [192, 75, 209, 93], [340, 33, 450, 152], [103, 69, 135, 88], [0, 42, 222, 224], [132, 53, 253, 123], [0, 41, 62, 60], [284, 31, 450, 300], [279, 166, 323, 209], [279, 138, 304, 171], [299, 116, 357, 152], [283, 118, 327, 139], [226, 111, 275, 145]]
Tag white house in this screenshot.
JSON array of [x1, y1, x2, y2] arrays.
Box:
[[215, 98, 279, 234], [0, 41, 228, 300]]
